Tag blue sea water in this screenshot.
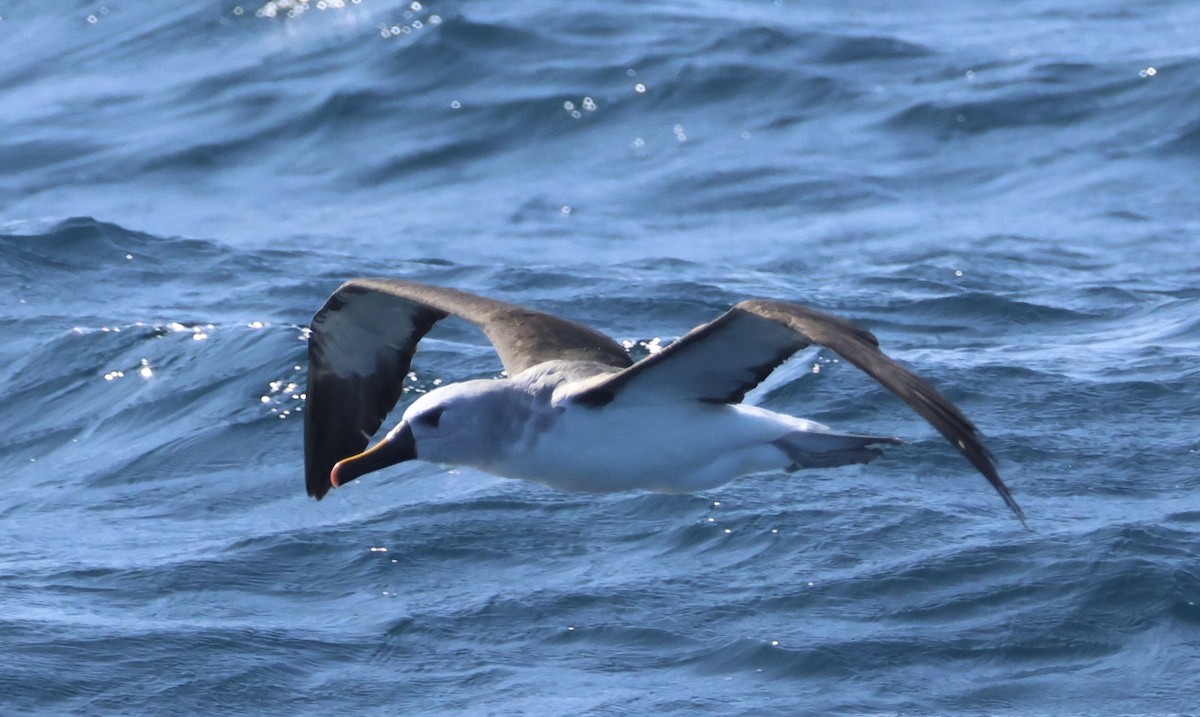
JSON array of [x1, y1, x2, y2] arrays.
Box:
[[2, 0, 1199, 714]]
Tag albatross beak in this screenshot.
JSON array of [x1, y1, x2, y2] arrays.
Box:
[[330, 422, 417, 488]]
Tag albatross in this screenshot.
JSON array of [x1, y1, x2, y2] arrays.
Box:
[[304, 279, 1025, 524]]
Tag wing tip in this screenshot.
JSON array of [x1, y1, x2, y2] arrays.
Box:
[[974, 456, 1028, 529], [996, 483, 1029, 529], [306, 477, 332, 501]]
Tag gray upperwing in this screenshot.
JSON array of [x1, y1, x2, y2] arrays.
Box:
[[304, 279, 631, 499], [343, 278, 632, 375], [571, 300, 1026, 524]]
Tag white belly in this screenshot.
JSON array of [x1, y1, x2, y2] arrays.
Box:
[[483, 402, 799, 493]]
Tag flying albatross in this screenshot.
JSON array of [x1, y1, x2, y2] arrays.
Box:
[[304, 279, 1025, 524]]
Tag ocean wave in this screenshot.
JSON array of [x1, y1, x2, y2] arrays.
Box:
[[4, 1, 1200, 714]]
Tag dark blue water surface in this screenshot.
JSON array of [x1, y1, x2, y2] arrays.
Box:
[[3, 1, 1199, 714]]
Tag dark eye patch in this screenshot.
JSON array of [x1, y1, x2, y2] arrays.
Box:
[[417, 407, 445, 428]]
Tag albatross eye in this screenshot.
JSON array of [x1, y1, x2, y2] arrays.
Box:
[[416, 407, 445, 428]]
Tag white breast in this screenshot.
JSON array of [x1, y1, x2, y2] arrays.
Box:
[[484, 401, 797, 493]]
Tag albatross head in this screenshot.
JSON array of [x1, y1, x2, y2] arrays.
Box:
[[329, 380, 520, 488]]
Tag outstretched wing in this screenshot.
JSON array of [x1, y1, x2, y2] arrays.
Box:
[[571, 300, 1025, 524], [304, 278, 630, 499]]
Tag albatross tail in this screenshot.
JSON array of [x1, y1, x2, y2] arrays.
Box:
[[771, 430, 903, 470]]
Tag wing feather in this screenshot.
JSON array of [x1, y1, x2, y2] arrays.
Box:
[[571, 300, 1025, 524], [304, 279, 629, 499]]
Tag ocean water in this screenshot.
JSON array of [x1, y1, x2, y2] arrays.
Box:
[[2, 0, 1199, 714]]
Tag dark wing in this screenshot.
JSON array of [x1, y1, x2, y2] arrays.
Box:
[[571, 300, 1025, 524], [304, 278, 630, 499]]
